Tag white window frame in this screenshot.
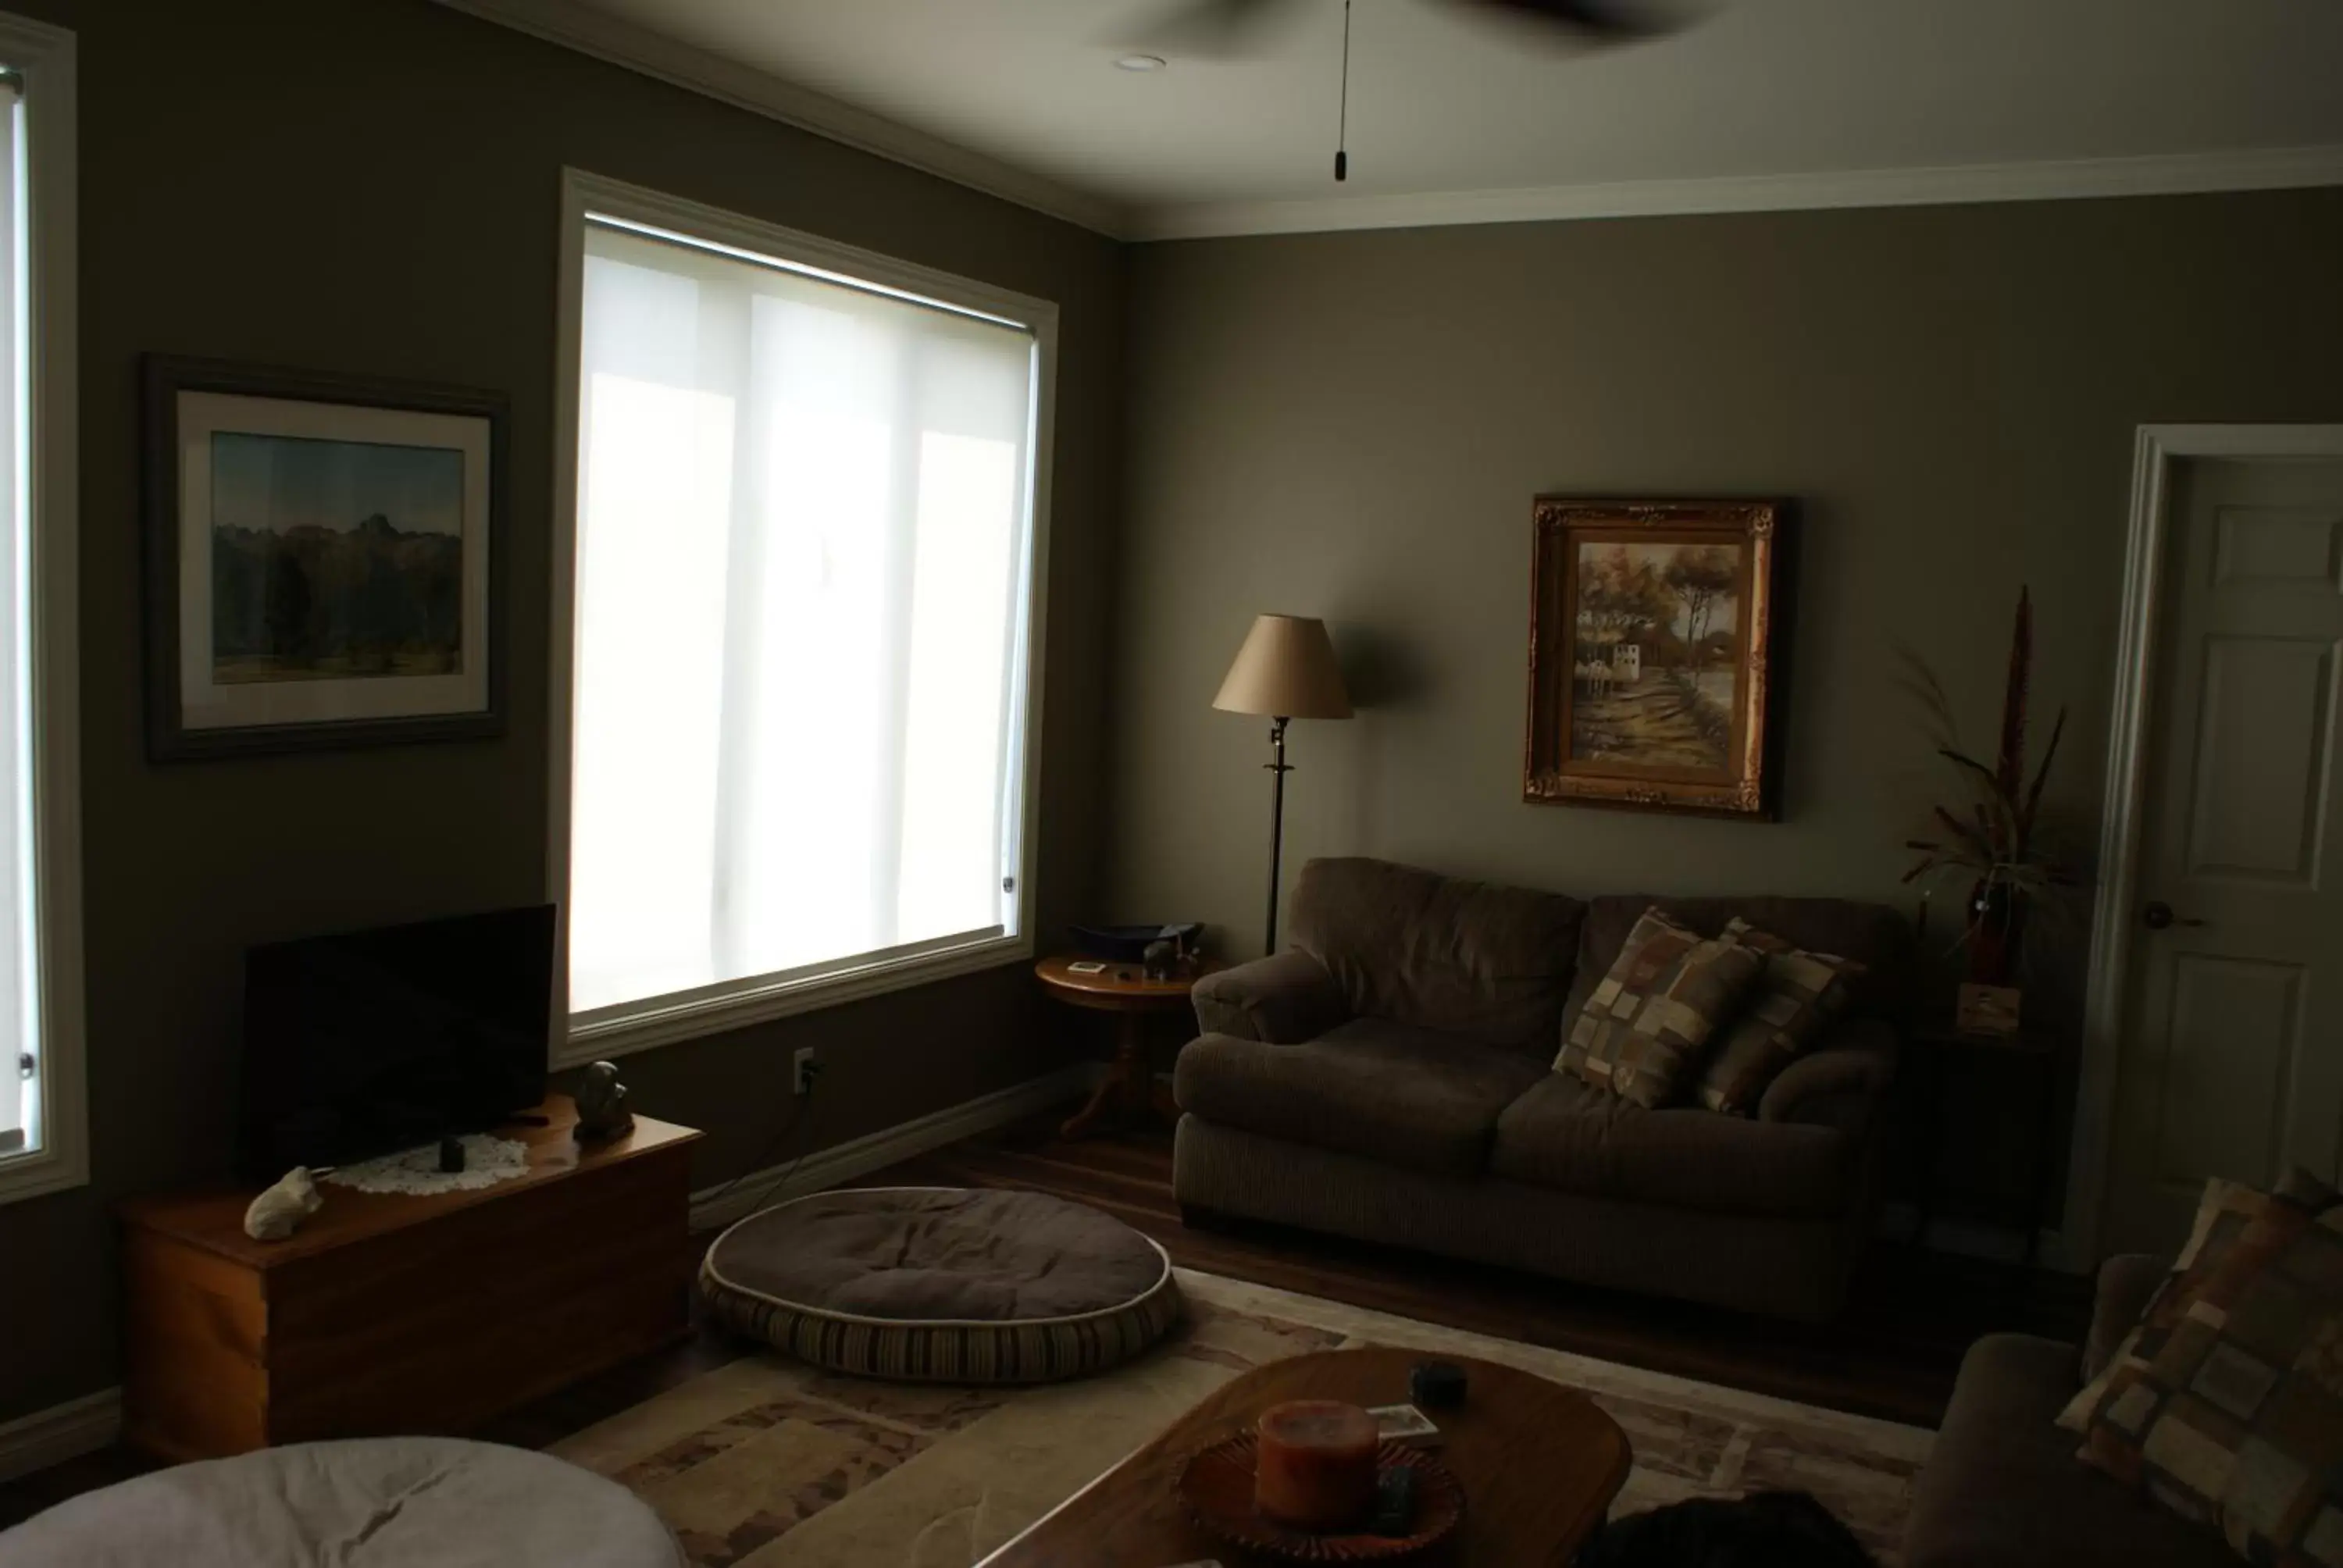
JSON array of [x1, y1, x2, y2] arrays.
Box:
[[0, 12, 80, 1206], [548, 169, 1055, 1069]]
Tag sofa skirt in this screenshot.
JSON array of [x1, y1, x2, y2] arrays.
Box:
[[1173, 1114, 1866, 1322]]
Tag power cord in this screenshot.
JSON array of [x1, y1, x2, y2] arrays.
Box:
[[701, 1056, 826, 1222]]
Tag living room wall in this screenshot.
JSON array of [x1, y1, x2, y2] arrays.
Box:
[[1105, 190, 2343, 1210], [0, 0, 1125, 1425]]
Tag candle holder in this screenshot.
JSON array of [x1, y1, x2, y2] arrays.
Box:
[[1176, 1432, 1465, 1563]]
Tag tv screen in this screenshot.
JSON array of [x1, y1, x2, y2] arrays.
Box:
[[238, 904, 555, 1178]]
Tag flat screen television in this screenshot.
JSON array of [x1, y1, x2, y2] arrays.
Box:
[[237, 904, 555, 1178]]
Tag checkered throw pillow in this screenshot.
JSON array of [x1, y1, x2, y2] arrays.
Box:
[[2061, 1170, 2341, 1434], [1692, 917, 1867, 1117], [2072, 1170, 2343, 1561], [1555, 907, 1766, 1110]]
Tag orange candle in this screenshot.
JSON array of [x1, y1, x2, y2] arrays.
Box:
[[1255, 1400, 1379, 1531]]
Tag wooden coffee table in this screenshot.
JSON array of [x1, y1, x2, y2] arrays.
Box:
[[975, 1347, 1630, 1567]]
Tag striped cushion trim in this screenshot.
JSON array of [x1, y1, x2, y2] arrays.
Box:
[[698, 1191, 1184, 1384]]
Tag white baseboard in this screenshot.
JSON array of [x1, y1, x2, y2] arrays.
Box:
[[689, 1064, 1098, 1234], [0, 1386, 119, 1484], [1878, 1200, 2081, 1274]]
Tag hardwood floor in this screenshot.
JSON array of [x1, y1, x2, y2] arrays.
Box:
[[864, 1112, 2090, 1429], [0, 1103, 2086, 1530]]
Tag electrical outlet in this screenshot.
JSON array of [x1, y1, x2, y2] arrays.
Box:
[[793, 1047, 822, 1096]]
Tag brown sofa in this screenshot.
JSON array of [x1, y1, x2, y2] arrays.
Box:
[[1905, 1253, 2227, 1567], [1172, 857, 1914, 1321]]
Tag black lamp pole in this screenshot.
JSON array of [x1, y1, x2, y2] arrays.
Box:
[[1263, 715, 1293, 953]]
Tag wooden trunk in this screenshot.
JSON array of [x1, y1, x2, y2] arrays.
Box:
[[117, 1097, 700, 1462]]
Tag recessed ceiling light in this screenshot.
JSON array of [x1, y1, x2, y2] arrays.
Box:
[[1114, 54, 1168, 72]]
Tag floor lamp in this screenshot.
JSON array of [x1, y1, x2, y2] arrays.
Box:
[[1213, 615, 1353, 954]]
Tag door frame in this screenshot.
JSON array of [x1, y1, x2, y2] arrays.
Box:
[[2064, 424, 2343, 1265]]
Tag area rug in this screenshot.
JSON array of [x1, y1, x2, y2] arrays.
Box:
[[551, 1270, 1934, 1568]]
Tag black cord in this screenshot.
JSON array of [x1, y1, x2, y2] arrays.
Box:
[[702, 1070, 822, 1221], [1335, 0, 1353, 182]]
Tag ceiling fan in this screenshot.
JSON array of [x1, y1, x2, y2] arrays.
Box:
[[1127, 0, 1699, 182], [1134, 0, 1689, 55]]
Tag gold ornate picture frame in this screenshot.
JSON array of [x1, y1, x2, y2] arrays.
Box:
[[1524, 497, 1786, 819]]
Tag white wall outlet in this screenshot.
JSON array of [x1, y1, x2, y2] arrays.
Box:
[[792, 1047, 822, 1096]]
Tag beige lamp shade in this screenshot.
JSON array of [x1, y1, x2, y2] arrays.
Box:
[[1213, 615, 1353, 720]]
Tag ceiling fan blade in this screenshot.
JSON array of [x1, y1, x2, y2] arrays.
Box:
[[1457, 0, 1679, 40], [1125, 0, 1306, 57]]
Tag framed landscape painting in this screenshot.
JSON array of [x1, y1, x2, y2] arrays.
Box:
[[1524, 497, 1788, 818], [142, 358, 507, 759]]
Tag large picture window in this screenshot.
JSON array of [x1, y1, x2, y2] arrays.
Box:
[[555, 176, 1051, 1058], [0, 12, 82, 1206]]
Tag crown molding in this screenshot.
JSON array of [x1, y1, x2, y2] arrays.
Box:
[[1135, 142, 2343, 241], [425, 0, 2343, 246], [429, 0, 1131, 239]]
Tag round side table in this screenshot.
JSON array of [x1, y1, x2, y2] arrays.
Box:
[[1036, 955, 1217, 1140]]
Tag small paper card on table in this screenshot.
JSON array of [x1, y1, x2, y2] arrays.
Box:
[[1956, 982, 2023, 1035], [1368, 1403, 1444, 1447]]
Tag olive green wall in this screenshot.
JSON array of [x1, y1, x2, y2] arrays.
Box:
[[1103, 191, 2343, 1211], [0, 0, 1125, 1424], [5, 0, 2340, 1437], [1108, 191, 2343, 943]]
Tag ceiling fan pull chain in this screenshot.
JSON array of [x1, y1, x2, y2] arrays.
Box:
[[1335, 0, 1352, 182]]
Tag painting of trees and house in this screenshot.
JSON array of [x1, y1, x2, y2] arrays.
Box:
[[1570, 540, 1743, 771]]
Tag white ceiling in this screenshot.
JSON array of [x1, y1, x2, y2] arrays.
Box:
[[458, 0, 2343, 238]]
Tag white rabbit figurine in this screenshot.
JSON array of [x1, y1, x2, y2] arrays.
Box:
[[242, 1166, 324, 1242]]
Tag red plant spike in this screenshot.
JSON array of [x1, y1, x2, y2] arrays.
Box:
[[1995, 588, 2033, 802]]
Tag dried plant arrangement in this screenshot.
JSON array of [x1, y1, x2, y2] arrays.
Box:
[[1899, 587, 2079, 983]]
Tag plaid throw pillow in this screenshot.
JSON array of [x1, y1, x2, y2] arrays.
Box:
[[2060, 1170, 2341, 1433], [1692, 917, 1867, 1117], [2072, 1171, 2343, 1560], [1555, 907, 1766, 1110]]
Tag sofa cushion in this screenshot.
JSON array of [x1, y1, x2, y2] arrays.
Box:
[[1174, 1017, 1551, 1178], [1288, 857, 1586, 1053], [2075, 1171, 2343, 1558], [1905, 1333, 2236, 1568], [1555, 908, 1767, 1109], [1564, 895, 1913, 1026], [2087, 1254, 2177, 1388], [2063, 1171, 2341, 1431], [1489, 1071, 1859, 1218], [1694, 917, 1868, 1116]]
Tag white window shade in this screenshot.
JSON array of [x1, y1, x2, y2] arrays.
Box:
[[0, 12, 80, 1205], [0, 77, 27, 1152], [569, 219, 1040, 1025]]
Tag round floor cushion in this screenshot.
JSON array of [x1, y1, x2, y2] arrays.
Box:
[[700, 1186, 1182, 1383], [0, 1438, 680, 1568]]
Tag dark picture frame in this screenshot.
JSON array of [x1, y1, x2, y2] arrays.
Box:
[[1524, 496, 1789, 819], [141, 356, 508, 760]]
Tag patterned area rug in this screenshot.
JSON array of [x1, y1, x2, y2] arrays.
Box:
[[552, 1270, 1933, 1568]]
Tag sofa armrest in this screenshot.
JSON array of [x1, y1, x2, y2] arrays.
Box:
[[2082, 1253, 2170, 1384], [1756, 1016, 1899, 1127], [1191, 951, 1350, 1043]]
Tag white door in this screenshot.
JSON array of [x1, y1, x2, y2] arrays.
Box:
[[2105, 456, 2343, 1256]]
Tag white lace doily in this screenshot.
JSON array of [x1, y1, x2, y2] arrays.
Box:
[[322, 1133, 531, 1196]]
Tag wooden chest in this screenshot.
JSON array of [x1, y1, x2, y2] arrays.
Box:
[[117, 1097, 701, 1461]]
